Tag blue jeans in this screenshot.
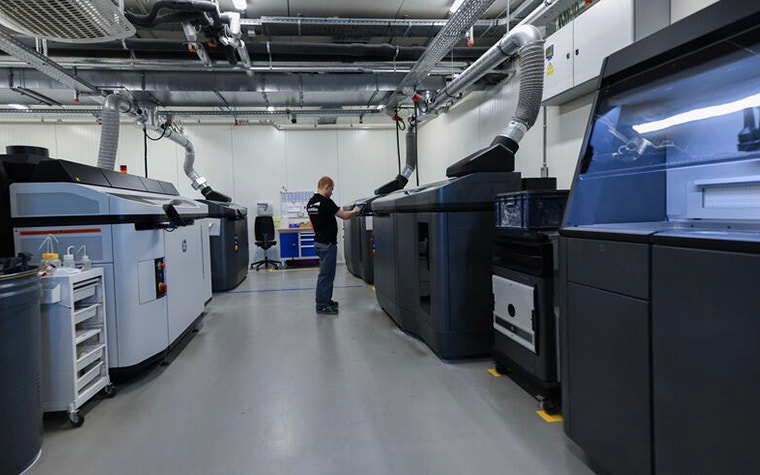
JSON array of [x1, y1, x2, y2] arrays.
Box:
[[315, 242, 337, 310]]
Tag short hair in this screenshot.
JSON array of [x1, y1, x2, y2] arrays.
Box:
[[317, 176, 334, 189]]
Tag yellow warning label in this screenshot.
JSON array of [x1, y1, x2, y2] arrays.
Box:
[[546, 62, 555, 77], [537, 410, 563, 423], [487, 368, 503, 377]]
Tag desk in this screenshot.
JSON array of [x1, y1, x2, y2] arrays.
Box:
[[278, 227, 317, 263]]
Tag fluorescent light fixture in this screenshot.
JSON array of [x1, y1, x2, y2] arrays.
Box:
[[267, 106, 275, 112], [7, 103, 29, 110], [376, 104, 385, 110], [633, 91, 760, 134], [232, 0, 248, 11], [450, 0, 466, 14]]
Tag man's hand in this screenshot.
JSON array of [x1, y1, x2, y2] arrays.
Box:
[[336, 205, 361, 220]]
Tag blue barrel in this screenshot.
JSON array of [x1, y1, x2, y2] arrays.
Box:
[[0, 262, 42, 475]]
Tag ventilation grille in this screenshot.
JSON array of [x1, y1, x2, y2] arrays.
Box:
[[0, 0, 135, 43]]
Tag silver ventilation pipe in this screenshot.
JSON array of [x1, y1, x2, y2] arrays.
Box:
[[136, 106, 230, 202], [220, 11, 252, 73], [383, 0, 497, 112], [424, 24, 544, 153], [96, 94, 141, 170], [96, 94, 230, 201], [496, 36, 545, 146], [428, 25, 543, 112], [441, 24, 545, 177], [400, 125, 417, 180]]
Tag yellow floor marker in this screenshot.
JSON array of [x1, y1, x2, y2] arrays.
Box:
[[537, 411, 563, 423], [487, 368, 503, 377]]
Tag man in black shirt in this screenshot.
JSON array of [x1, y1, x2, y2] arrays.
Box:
[[307, 176, 360, 314]]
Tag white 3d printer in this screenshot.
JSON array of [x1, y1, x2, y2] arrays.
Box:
[[11, 159, 212, 371]]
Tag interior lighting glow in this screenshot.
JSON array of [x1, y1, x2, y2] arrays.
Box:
[[267, 106, 275, 112], [232, 0, 248, 11], [7, 103, 29, 110], [633, 91, 760, 134], [449, 0, 466, 14]]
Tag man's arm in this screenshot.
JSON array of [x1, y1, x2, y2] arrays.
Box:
[[336, 206, 360, 220]]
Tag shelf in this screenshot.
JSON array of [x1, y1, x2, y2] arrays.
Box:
[[77, 361, 104, 392], [74, 303, 100, 325], [75, 328, 102, 345], [41, 283, 61, 304], [76, 344, 105, 372], [72, 283, 97, 303]]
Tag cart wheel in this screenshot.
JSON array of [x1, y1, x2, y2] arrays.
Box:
[[69, 410, 84, 427], [540, 399, 560, 415], [103, 383, 117, 398]]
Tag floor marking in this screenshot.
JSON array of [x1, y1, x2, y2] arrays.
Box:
[[537, 411, 563, 423], [227, 285, 364, 294], [487, 368, 503, 377]]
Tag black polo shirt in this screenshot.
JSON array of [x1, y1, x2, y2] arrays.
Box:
[[307, 193, 340, 244]]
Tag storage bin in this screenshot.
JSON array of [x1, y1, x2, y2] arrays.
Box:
[[495, 190, 569, 229]]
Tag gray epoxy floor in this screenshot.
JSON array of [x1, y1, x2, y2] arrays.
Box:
[[29, 265, 593, 475]]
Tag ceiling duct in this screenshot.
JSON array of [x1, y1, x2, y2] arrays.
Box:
[[384, 0, 497, 111], [0, 0, 135, 43], [428, 25, 543, 113]]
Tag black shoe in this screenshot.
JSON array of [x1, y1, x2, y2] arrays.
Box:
[[329, 300, 339, 308], [316, 306, 338, 315]]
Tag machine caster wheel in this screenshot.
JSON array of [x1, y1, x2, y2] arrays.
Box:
[[494, 362, 509, 376], [68, 410, 84, 427], [103, 383, 117, 398], [540, 399, 560, 415]]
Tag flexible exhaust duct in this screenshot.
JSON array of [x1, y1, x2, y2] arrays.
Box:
[[96, 94, 230, 202], [96, 94, 140, 170], [374, 122, 417, 195], [440, 25, 545, 177], [428, 25, 543, 116], [496, 37, 545, 149], [137, 106, 231, 202], [426, 24, 544, 161]]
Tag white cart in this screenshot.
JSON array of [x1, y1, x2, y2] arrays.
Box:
[[41, 268, 115, 427]]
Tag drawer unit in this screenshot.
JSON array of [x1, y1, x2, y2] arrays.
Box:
[[566, 237, 649, 299], [40, 268, 115, 427]]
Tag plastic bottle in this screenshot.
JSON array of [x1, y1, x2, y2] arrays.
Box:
[[62, 246, 76, 269], [40, 252, 61, 275], [78, 245, 92, 270], [37, 234, 61, 276]]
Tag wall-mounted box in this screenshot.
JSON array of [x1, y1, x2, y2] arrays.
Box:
[[543, 0, 634, 105]]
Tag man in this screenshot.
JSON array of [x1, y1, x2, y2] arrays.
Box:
[[307, 176, 360, 315]]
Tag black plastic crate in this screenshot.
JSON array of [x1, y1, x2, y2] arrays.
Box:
[[495, 190, 569, 229]]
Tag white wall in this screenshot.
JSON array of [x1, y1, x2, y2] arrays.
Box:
[[0, 121, 402, 264], [670, 0, 719, 23]]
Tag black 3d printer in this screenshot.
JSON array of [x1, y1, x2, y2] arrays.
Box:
[[560, 1, 760, 473]]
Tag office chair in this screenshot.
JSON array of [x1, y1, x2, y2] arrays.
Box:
[[251, 216, 280, 271]]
